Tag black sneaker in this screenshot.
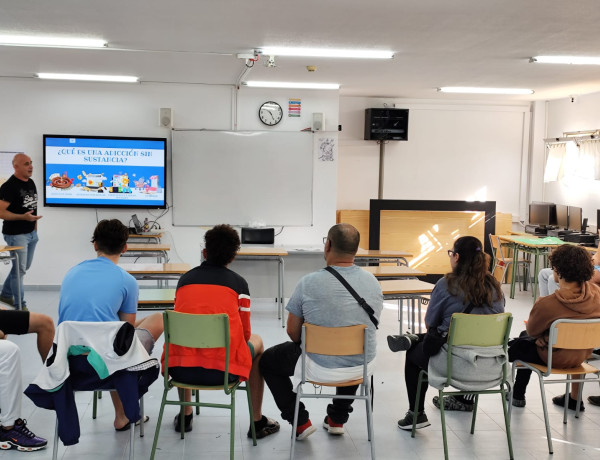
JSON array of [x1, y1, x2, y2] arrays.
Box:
[[173, 413, 193, 432], [552, 394, 585, 411], [0, 419, 47, 452], [432, 395, 473, 411], [588, 395, 600, 406], [508, 394, 526, 407], [397, 411, 430, 430], [247, 416, 280, 439], [387, 332, 419, 352]]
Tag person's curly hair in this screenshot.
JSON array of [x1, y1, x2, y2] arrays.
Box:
[[549, 245, 593, 283], [204, 224, 241, 266], [91, 219, 129, 255]]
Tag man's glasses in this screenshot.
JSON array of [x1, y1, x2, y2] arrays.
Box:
[[323, 237, 328, 244], [447, 250, 457, 257]]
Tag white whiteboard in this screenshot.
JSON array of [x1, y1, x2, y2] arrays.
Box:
[[172, 130, 313, 226]]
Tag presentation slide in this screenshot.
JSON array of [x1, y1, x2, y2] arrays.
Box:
[[44, 135, 166, 208]]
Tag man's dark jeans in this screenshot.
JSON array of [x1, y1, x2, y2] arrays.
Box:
[[260, 341, 358, 425]]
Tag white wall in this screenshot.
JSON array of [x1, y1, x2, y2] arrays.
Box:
[[542, 92, 600, 228], [0, 79, 338, 295], [338, 97, 531, 220]]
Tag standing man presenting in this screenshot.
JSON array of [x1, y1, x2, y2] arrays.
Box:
[[0, 153, 41, 310]]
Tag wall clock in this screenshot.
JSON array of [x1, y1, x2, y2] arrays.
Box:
[[259, 101, 283, 126]]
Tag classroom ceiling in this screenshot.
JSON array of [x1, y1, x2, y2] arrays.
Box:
[[1, 0, 600, 101]]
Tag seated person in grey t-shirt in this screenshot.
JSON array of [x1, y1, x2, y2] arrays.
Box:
[[259, 223, 383, 440]]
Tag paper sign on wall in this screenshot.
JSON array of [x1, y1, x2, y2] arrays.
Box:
[[288, 98, 301, 117]]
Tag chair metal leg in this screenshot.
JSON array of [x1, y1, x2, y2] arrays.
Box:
[[439, 392, 449, 460], [93, 391, 98, 419], [230, 390, 236, 460], [411, 371, 426, 438], [538, 375, 554, 454], [365, 382, 376, 459], [140, 396, 145, 437], [470, 394, 479, 434], [563, 382, 569, 425], [500, 387, 515, 460], [289, 386, 303, 460], [244, 383, 257, 446], [150, 389, 169, 460], [576, 377, 585, 418], [195, 389, 200, 415], [52, 419, 59, 460], [129, 420, 135, 460]]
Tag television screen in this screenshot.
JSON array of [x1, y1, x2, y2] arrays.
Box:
[[568, 206, 582, 232], [43, 135, 167, 209], [556, 204, 568, 229]]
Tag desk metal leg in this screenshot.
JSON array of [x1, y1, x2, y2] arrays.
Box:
[[14, 251, 22, 310], [417, 298, 422, 334], [532, 251, 540, 303], [398, 299, 403, 335], [279, 257, 285, 328], [509, 244, 517, 299]]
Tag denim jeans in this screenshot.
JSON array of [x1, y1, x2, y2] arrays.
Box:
[[1, 230, 38, 307]]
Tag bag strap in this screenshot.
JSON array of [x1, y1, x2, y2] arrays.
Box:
[[324, 266, 379, 329]]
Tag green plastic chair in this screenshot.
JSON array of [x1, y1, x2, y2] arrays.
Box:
[[150, 311, 257, 460], [412, 312, 514, 460]]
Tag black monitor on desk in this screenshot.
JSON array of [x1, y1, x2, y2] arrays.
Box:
[[568, 206, 582, 232], [529, 203, 557, 229], [556, 204, 568, 229]]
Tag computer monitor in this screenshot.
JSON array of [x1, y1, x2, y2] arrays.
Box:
[[529, 203, 555, 228], [568, 206, 582, 232], [556, 204, 568, 229]]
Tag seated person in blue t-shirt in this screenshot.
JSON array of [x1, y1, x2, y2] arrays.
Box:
[[57, 219, 163, 431]]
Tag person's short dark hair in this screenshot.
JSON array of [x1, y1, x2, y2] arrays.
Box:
[[91, 219, 129, 255], [327, 223, 360, 255], [205, 224, 240, 266], [550, 245, 593, 283]]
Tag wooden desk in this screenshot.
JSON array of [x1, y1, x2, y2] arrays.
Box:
[[0, 246, 24, 309], [235, 247, 288, 328], [380, 279, 435, 334], [120, 263, 190, 288], [362, 265, 425, 279], [498, 235, 564, 302], [354, 249, 412, 266], [122, 243, 170, 263], [138, 288, 175, 310], [128, 232, 163, 244]]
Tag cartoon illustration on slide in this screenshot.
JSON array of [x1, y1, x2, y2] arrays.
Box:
[[48, 172, 74, 189], [79, 171, 107, 192], [109, 173, 132, 193]]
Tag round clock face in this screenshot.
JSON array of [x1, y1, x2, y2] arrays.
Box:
[[259, 101, 283, 126]]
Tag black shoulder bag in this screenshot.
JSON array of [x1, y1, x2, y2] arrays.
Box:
[[422, 303, 477, 357], [324, 266, 379, 329]]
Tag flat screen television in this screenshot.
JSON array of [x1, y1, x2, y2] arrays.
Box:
[[43, 135, 167, 209], [556, 204, 568, 229], [568, 206, 582, 232]]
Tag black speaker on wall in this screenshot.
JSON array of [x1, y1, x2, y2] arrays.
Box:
[[364, 108, 409, 141]]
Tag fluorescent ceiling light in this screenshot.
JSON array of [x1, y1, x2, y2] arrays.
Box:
[[0, 35, 106, 48], [531, 55, 600, 65], [438, 87, 534, 95], [257, 47, 393, 59], [243, 81, 340, 90], [37, 73, 138, 83]]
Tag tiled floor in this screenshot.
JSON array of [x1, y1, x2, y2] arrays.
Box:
[[6, 283, 600, 459]]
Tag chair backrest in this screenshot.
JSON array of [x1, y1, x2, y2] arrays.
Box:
[[300, 323, 368, 385], [162, 311, 232, 387], [448, 313, 513, 348], [549, 318, 600, 350], [304, 323, 366, 356], [491, 235, 510, 262]]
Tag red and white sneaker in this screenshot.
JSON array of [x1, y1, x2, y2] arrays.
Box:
[[323, 416, 344, 435], [295, 420, 316, 440]]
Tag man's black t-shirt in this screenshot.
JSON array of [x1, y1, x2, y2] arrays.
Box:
[[0, 175, 37, 235]]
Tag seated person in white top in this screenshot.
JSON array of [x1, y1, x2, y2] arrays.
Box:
[[539, 242, 600, 297], [57, 219, 163, 431]]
